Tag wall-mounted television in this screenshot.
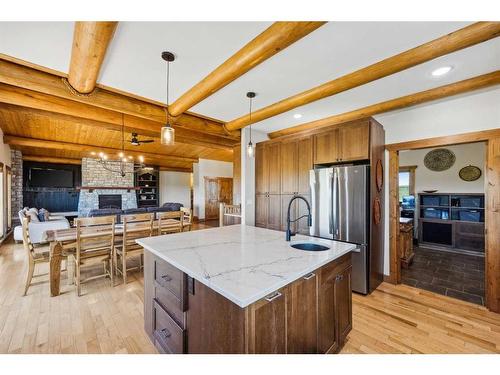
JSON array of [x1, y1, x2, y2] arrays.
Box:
[[28, 167, 74, 188]]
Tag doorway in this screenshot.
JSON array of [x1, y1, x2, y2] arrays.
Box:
[[397, 143, 486, 305], [387, 130, 500, 313], [204, 177, 233, 222]]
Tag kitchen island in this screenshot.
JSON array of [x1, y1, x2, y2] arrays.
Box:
[[137, 224, 357, 354]]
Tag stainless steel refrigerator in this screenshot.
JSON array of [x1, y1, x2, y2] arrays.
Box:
[[309, 165, 370, 294]]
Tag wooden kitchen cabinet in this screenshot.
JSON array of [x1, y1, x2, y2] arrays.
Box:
[[314, 129, 339, 164], [317, 253, 352, 353], [338, 121, 369, 162], [247, 288, 288, 354], [313, 121, 370, 164], [286, 272, 318, 353], [256, 193, 281, 231], [281, 136, 312, 195], [145, 251, 353, 354], [256, 142, 281, 195]]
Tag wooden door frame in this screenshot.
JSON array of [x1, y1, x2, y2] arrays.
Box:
[[386, 128, 500, 313]]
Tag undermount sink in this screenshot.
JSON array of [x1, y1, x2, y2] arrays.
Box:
[[290, 243, 330, 251]]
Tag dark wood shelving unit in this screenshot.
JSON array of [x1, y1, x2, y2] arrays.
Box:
[[418, 193, 485, 255], [135, 165, 160, 208]]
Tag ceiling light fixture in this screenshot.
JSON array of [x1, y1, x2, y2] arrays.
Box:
[[431, 66, 453, 77], [246, 92, 256, 158], [95, 113, 146, 177], [293, 113, 302, 119], [161, 51, 176, 146]]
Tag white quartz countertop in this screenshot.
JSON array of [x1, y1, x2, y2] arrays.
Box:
[[137, 225, 356, 308]]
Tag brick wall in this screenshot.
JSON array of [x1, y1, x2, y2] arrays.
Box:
[[77, 158, 138, 216]]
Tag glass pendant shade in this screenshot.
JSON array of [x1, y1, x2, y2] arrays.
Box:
[[247, 141, 254, 158], [161, 124, 175, 145]]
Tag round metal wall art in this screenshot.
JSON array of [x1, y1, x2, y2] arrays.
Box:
[[459, 165, 482, 182], [424, 148, 456, 172]]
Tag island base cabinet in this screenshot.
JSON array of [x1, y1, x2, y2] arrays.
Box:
[[144, 251, 352, 354]]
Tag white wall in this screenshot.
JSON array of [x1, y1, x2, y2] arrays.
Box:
[[193, 159, 233, 220], [380, 88, 500, 275], [159, 171, 192, 209], [241, 128, 268, 225], [399, 143, 486, 194]]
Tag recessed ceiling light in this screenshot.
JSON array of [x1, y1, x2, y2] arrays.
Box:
[[293, 113, 302, 119], [431, 66, 453, 77]]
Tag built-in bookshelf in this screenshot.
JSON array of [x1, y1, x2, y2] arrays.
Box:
[[135, 165, 159, 208], [418, 193, 485, 255]]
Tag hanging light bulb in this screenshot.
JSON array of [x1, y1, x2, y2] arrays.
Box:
[[161, 51, 175, 146], [246, 92, 256, 158]]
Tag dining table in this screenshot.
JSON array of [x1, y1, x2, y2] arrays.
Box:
[[45, 219, 182, 297]]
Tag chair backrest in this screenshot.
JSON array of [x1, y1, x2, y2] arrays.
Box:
[[219, 203, 242, 227], [180, 207, 192, 225], [157, 211, 183, 234], [75, 215, 116, 259], [121, 212, 154, 246], [21, 216, 35, 259]]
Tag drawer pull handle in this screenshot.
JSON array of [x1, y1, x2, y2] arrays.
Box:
[[160, 274, 172, 282], [336, 275, 344, 282], [303, 272, 315, 280], [154, 328, 172, 343], [264, 291, 282, 302]]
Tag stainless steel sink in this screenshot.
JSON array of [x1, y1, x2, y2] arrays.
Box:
[[290, 243, 330, 251]]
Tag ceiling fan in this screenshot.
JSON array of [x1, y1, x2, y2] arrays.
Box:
[[129, 133, 154, 146]]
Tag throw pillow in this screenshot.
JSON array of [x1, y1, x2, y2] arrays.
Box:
[[27, 210, 39, 222], [37, 212, 46, 222]]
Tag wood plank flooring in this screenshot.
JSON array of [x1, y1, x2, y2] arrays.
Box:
[[1, 231, 499, 354]]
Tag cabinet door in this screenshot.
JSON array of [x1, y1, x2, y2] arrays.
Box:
[[267, 194, 282, 231], [281, 140, 298, 194], [286, 272, 318, 353], [267, 143, 281, 194], [281, 194, 296, 232], [314, 129, 339, 164], [255, 194, 268, 228], [338, 122, 369, 161], [296, 194, 312, 235], [255, 143, 267, 194], [318, 267, 338, 353], [297, 137, 312, 194], [335, 266, 353, 343], [248, 289, 287, 354]]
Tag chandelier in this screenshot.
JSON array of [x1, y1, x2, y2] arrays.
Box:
[[93, 113, 146, 177]]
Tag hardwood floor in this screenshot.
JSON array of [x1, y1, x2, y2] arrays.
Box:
[[1, 234, 499, 354]]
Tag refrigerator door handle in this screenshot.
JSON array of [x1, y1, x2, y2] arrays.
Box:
[[328, 172, 334, 234], [334, 171, 340, 237]]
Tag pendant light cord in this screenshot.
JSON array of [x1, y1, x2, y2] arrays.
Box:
[[249, 96, 253, 142], [166, 59, 170, 126]]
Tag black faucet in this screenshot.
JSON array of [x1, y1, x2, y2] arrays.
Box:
[[286, 195, 312, 241]]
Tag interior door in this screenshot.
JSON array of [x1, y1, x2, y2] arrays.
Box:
[[204, 178, 219, 220], [218, 178, 233, 206]]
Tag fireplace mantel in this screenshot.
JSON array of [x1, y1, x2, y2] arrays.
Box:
[[76, 186, 140, 193]]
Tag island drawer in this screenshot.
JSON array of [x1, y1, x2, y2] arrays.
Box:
[[155, 285, 186, 328], [153, 299, 186, 354], [154, 258, 187, 302]]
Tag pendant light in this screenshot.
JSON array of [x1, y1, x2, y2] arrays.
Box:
[[246, 92, 256, 157], [161, 51, 175, 146]]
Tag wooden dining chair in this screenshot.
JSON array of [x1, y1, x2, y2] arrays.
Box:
[[180, 207, 193, 231], [114, 212, 154, 285], [73, 216, 115, 296], [157, 211, 183, 235], [22, 216, 51, 296]]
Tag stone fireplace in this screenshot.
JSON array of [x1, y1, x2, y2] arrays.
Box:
[[77, 158, 138, 217]]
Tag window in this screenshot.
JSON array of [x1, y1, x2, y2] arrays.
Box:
[[398, 165, 417, 202], [0, 163, 4, 239]]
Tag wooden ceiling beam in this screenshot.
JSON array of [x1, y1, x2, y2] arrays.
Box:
[[68, 22, 118, 94], [168, 22, 326, 117], [227, 22, 500, 131], [0, 58, 238, 140], [0, 103, 235, 150], [159, 166, 193, 173], [22, 155, 82, 165], [0, 83, 238, 150], [269, 71, 500, 138], [4, 135, 198, 164]]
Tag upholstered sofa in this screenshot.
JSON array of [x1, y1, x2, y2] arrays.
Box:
[[87, 203, 184, 222], [14, 208, 71, 244]]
